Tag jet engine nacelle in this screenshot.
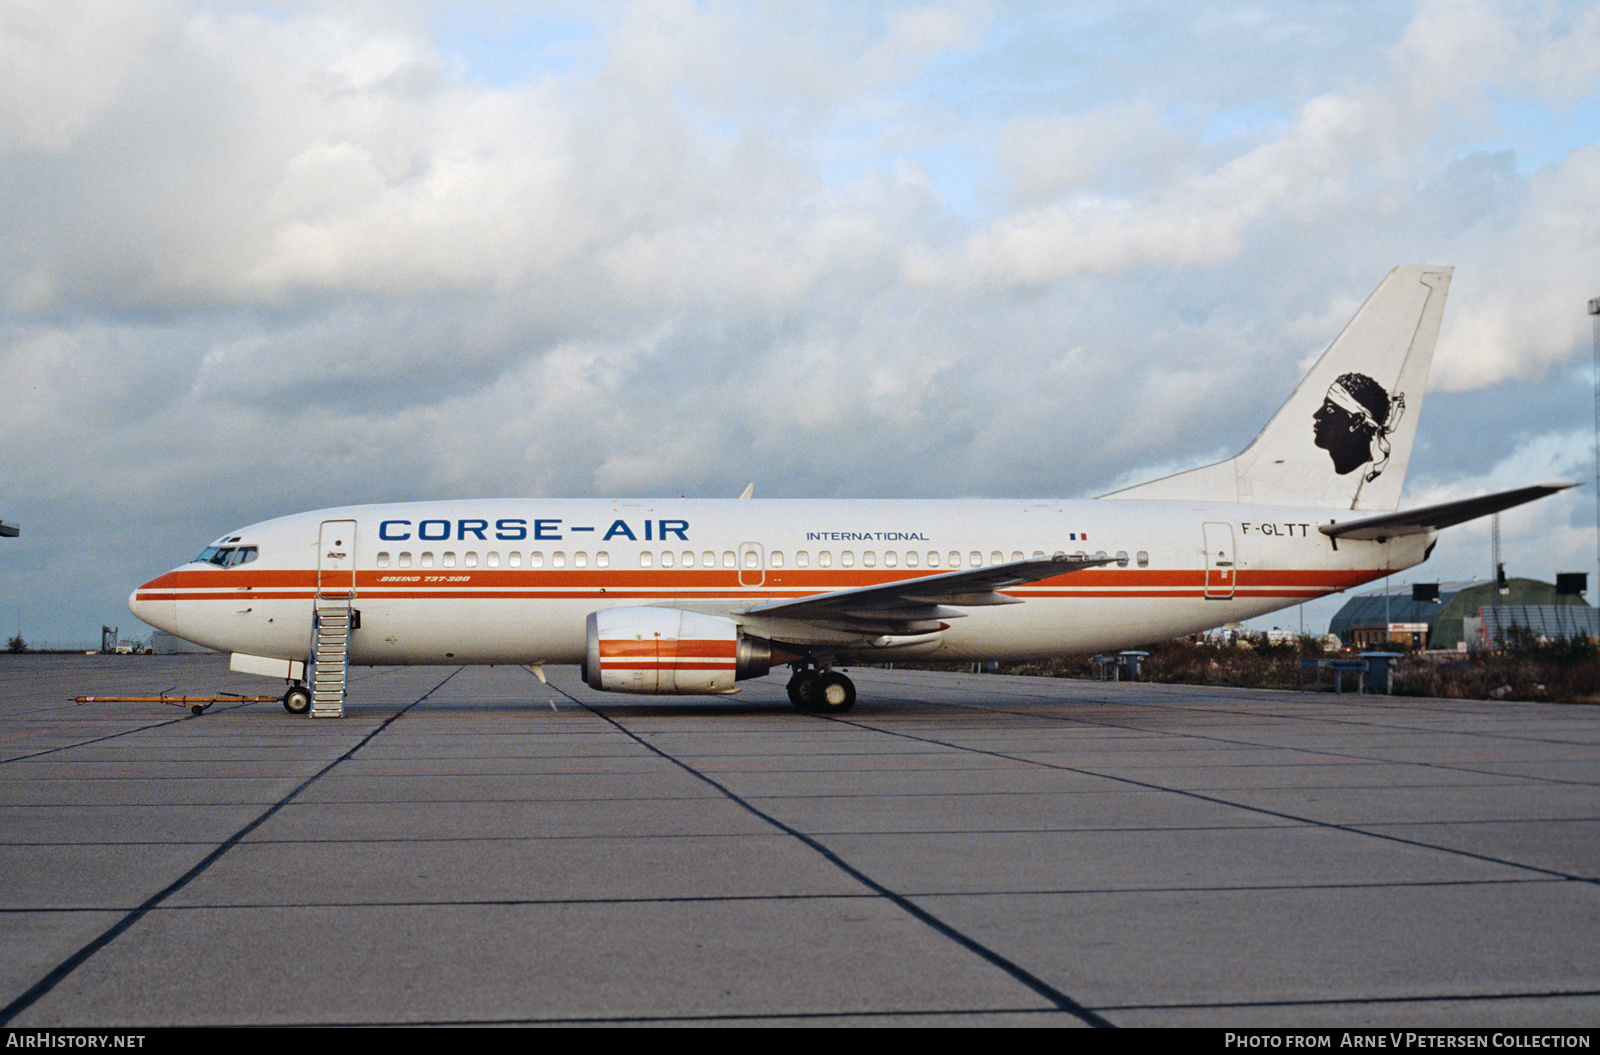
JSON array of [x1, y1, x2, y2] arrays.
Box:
[[583, 608, 773, 695]]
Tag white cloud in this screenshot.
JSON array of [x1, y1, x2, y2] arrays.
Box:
[[0, 0, 181, 152], [1433, 143, 1600, 391], [860, 2, 992, 84]]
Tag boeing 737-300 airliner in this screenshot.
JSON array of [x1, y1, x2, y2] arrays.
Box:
[[129, 266, 1572, 716]]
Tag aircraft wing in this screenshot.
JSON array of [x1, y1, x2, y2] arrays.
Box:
[[1319, 482, 1575, 541], [734, 553, 1117, 641]]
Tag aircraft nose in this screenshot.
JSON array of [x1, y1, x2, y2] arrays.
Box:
[[128, 580, 176, 635]]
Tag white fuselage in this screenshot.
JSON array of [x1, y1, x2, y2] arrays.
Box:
[[130, 497, 1432, 667]]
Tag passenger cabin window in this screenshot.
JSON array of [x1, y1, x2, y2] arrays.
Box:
[[464, 552, 478, 568], [443, 551, 456, 568], [399, 552, 412, 568], [421, 552, 434, 568], [597, 552, 609, 568], [508, 552, 522, 567], [841, 551, 854, 568], [377, 552, 390, 568], [487, 552, 500, 568], [819, 551, 832, 567], [771, 551, 784, 568], [553, 552, 567, 568], [796, 551, 809, 567], [1116, 551, 1129, 568], [1137, 550, 1150, 568], [863, 551, 876, 568], [530, 552, 544, 567], [640, 551, 653, 567], [969, 552, 982, 567]]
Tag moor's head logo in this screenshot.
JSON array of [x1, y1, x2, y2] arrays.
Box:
[[1313, 372, 1405, 482]]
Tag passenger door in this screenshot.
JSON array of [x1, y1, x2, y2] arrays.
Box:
[[1203, 522, 1235, 600], [318, 520, 357, 598]]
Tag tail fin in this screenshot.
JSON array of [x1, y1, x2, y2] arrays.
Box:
[[1102, 265, 1452, 511]]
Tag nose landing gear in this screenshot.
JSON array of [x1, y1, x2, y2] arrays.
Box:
[[282, 685, 311, 714]]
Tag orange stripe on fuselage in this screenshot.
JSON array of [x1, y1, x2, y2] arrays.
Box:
[[140, 567, 1379, 589], [135, 565, 1386, 604]]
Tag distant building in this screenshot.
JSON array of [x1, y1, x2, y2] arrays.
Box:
[[1346, 621, 1430, 650], [1328, 578, 1593, 651], [1465, 606, 1600, 650]]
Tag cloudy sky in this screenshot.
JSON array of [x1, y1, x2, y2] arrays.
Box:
[[3, 0, 1598, 646]]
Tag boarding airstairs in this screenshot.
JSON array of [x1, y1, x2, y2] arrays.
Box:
[[310, 595, 350, 718], [311, 518, 357, 719]]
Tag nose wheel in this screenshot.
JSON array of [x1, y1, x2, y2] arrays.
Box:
[[282, 685, 311, 714], [786, 667, 856, 713]]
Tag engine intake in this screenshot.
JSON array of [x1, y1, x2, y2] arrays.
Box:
[[583, 608, 772, 695]]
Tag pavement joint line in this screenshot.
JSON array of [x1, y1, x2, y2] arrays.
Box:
[[823, 713, 1600, 886], [883, 674, 1600, 752], [0, 820, 1336, 847], [1098, 985, 1600, 1012], [0, 712, 202, 765], [543, 673, 1117, 1029], [958, 699, 1600, 790], [199, 1005, 1067, 1027], [0, 873, 1566, 916], [0, 668, 463, 1027], [2, 892, 890, 913]]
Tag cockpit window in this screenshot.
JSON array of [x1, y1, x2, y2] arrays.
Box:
[[195, 545, 258, 567]]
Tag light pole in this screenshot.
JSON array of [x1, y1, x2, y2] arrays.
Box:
[[1591, 297, 1599, 607]]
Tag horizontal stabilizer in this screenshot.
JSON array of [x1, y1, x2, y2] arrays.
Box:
[[1319, 482, 1575, 541]]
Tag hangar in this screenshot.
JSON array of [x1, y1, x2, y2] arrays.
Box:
[[1328, 576, 1593, 650]]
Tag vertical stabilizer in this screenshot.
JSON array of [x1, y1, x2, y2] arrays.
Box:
[[1102, 266, 1451, 511]]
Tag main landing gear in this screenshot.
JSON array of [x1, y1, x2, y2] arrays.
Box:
[[282, 684, 311, 715], [786, 663, 856, 714]]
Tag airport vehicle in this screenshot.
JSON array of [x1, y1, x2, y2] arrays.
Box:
[[128, 267, 1571, 715]]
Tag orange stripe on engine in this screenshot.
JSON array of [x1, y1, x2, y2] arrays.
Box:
[[599, 639, 738, 659], [603, 661, 737, 671]]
